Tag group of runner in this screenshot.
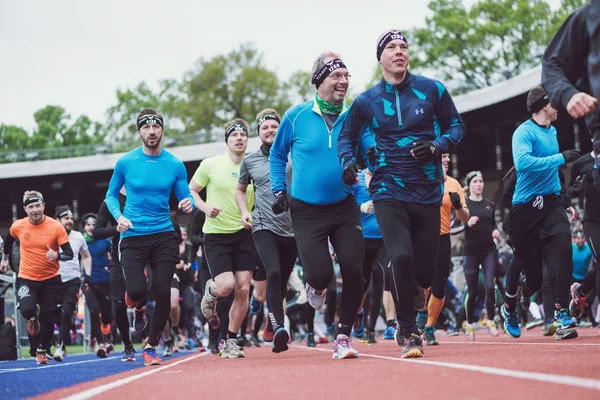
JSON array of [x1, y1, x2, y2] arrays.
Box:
[[2, 8, 600, 365]]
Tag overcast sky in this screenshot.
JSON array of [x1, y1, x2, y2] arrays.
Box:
[[0, 0, 561, 131]]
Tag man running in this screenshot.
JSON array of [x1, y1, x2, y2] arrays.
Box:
[[236, 108, 298, 354], [337, 30, 465, 358], [106, 109, 195, 366], [1, 191, 73, 364], [53, 205, 92, 362], [501, 86, 580, 339], [190, 119, 256, 359], [270, 52, 363, 360]]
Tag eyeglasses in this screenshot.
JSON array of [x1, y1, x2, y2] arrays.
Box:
[[328, 73, 351, 81]]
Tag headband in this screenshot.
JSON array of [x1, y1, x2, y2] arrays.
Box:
[[312, 59, 347, 89], [137, 115, 164, 130], [24, 196, 43, 206], [225, 123, 248, 143], [57, 209, 73, 219], [377, 30, 408, 61], [257, 114, 280, 130], [466, 171, 483, 187], [529, 94, 550, 114], [84, 215, 97, 224]]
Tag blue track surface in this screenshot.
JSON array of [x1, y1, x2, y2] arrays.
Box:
[[0, 347, 194, 399]]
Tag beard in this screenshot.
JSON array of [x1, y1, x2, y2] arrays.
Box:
[[142, 135, 162, 149]]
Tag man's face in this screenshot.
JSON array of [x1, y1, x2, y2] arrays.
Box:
[[138, 119, 164, 149], [317, 57, 349, 105], [442, 153, 450, 174], [227, 130, 248, 155], [259, 120, 279, 146], [24, 202, 44, 223], [380, 39, 409, 76], [85, 221, 96, 235], [545, 104, 558, 122], [575, 235, 586, 248], [60, 215, 74, 232], [181, 229, 188, 242]]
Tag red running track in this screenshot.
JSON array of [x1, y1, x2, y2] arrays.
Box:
[[35, 329, 600, 400]]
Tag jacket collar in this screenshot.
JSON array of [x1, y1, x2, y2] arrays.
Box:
[[381, 71, 413, 94]]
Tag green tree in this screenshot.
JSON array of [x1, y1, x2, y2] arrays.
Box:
[[0, 124, 29, 151], [409, 0, 587, 93], [283, 71, 314, 103], [30, 105, 104, 149], [181, 43, 292, 141]]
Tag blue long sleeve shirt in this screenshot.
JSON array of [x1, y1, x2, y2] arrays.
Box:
[[338, 73, 465, 205], [351, 171, 381, 239], [512, 119, 564, 205], [106, 147, 195, 237], [270, 97, 352, 205], [86, 238, 112, 284]]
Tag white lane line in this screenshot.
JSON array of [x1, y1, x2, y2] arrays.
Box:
[[438, 340, 600, 347], [294, 345, 600, 391], [62, 352, 209, 400], [0, 356, 120, 374]]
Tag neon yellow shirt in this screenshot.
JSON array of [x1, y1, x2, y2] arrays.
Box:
[[192, 153, 254, 234]]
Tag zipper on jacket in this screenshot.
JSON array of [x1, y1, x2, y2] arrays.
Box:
[[394, 88, 403, 126], [318, 114, 333, 148]]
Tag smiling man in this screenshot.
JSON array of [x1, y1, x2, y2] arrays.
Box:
[[270, 52, 364, 360], [337, 30, 465, 358], [106, 109, 195, 366]]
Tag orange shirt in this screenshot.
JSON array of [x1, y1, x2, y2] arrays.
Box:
[[440, 176, 466, 235], [10, 216, 70, 281]]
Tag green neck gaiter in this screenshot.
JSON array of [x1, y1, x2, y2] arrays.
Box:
[[315, 94, 343, 116]]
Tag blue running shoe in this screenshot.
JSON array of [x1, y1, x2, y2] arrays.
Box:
[[501, 304, 521, 338], [553, 308, 577, 329], [142, 347, 162, 366], [134, 307, 147, 332], [351, 310, 365, 339], [122, 345, 136, 362], [543, 318, 556, 336], [423, 325, 438, 346], [416, 310, 428, 334], [383, 325, 396, 340], [187, 337, 197, 349], [250, 296, 262, 315]]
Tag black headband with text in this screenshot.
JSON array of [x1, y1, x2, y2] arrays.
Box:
[[257, 114, 280, 130], [377, 30, 408, 61], [529, 95, 550, 114], [24, 196, 43, 206], [137, 115, 164, 130], [225, 123, 248, 143], [312, 59, 347, 89]]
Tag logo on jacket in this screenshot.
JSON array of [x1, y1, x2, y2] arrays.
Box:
[[415, 108, 424, 115], [532, 196, 544, 210]]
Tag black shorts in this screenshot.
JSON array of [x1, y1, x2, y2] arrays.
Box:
[[253, 256, 267, 282], [16, 276, 62, 315], [61, 278, 81, 308], [204, 229, 257, 278], [171, 273, 180, 289]]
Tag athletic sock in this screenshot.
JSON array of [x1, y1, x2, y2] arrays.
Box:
[[227, 330, 237, 340]]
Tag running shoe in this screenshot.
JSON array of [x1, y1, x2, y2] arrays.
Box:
[[569, 282, 588, 319], [221, 339, 245, 359], [142, 347, 162, 366], [106, 340, 115, 355], [250, 296, 262, 315], [501, 304, 521, 338], [525, 319, 545, 330], [95, 343, 107, 358], [134, 307, 148, 332], [201, 279, 218, 319], [416, 310, 428, 334], [306, 283, 327, 310], [325, 323, 336, 341], [272, 327, 289, 353], [554, 307, 578, 329], [366, 330, 377, 345], [543, 318, 556, 336], [236, 335, 247, 348], [306, 332, 316, 348], [28, 304, 41, 336], [423, 325, 438, 346], [556, 327, 578, 340], [36, 349, 49, 365], [486, 320, 500, 337], [383, 325, 396, 340], [262, 316, 274, 342], [187, 337, 197, 349], [53, 342, 65, 362], [249, 334, 261, 347], [122, 345, 136, 362], [208, 315, 220, 330], [465, 324, 475, 341], [401, 334, 424, 358], [332, 334, 358, 360], [163, 340, 174, 357], [351, 310, 365, 339]]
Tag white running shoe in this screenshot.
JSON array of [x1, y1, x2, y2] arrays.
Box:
[[306, 283, 327, 310], [201, 279, 218, 319], [332, 334, 359, 360]]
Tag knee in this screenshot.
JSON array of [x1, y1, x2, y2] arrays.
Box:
[[154, 286, 171, 303], [253, 287, 267, 302], [307, 270, 333, 291], [114, 299, 127, 313], [431, 280, 446, 299], [267, 269, 282, 285], [127, 285, 147, 302], [485, 287, 496, 299], [415, 274, 433, 290], [170, 298, 179, 311], [215, 277, 235, 297], [392, 252, 411, 276], [236, 281, 251, 299], [20, 304, 37, 320]]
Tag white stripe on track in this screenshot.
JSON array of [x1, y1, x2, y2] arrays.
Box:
[[61, 352, 209, 400], [295, 345, 600, 391], [438, 340, 600, 347]]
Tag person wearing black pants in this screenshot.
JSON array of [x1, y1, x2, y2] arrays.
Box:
[[271, 53, 364, 360], [94, 189, 137, 362], [462, 171, 502, 341], [502, 86, 579, 339]]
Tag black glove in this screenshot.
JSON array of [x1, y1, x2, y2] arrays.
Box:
[[82, 275, 91, 291], [342, 162, 361, 185], [366, 146, 377, 166], [572, 174, 586, 195], [561, 149, 581, 163], [271, 191, 290, 215], [412, 140, 439, 161], [449, 192, 462, 209]]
